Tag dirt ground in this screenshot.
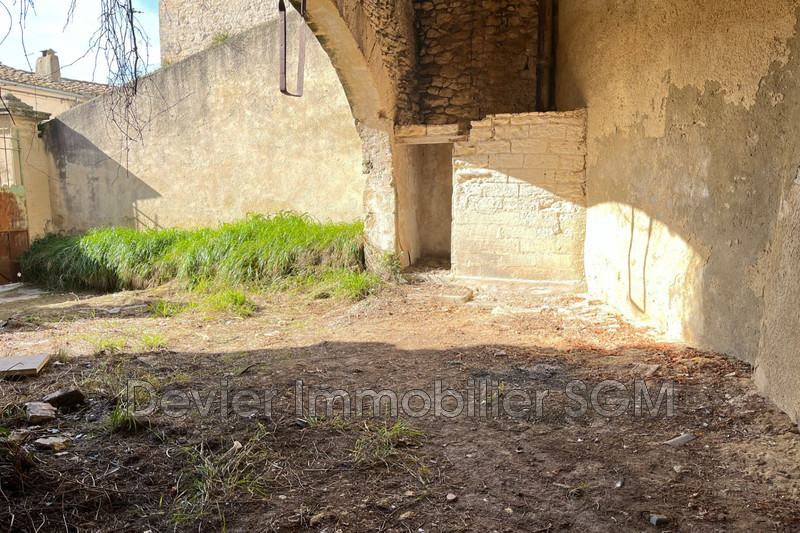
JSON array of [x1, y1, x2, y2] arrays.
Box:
[[1, 278, 799, 532]]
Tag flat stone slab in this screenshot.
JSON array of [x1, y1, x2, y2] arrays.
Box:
[[0, 353, 51, 377]]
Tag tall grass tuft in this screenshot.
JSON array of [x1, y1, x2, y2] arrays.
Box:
[[21, 213, 373, 297]]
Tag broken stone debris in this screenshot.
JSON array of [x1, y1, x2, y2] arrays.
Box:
[[7, 430, 31, 444], [24, 402, 57, 424], [665, 434, 696, 448], [433, 288, 474, 305], [42, 386, 86, 408], [34, 436, 68, 451], [446, 492, 458, 502], [630, 363, 661, 379]]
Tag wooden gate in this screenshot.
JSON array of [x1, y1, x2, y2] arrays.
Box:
[[0, 128, 29, 284]]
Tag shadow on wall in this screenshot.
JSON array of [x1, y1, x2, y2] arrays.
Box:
[[45, 120, 162, 233], [450, 111, 587, 283], [557, 5, 800, 371]]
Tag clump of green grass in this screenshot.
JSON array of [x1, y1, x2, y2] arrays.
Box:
[[149, 300, 190, 317], [173, 426, 271, 525], [139, 333, 167, 351], [90, 336, 126, 355], [202, 289, 257, 317], [21, 213, 377, 298], [106, 402, 149, 433], [210, 32, 234, 45], [351, 421, 425, 465]]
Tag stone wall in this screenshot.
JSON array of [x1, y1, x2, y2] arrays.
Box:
[[161, 0, 419, 123], [557, 0, 800, 361], [451, 110, 586, 282], [159, 0, 279, 64], [414, 0, 539, 124], [45, 14, 364, 233], [556, 0, 800, 421]]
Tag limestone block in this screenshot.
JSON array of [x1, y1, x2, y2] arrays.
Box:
[[524, 154, 562, 169], [488, 153, 526, 168], [512, 138, 550, 154], [475, 141, 512, 155]]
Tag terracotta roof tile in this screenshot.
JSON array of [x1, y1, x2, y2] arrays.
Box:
[[0, 62, 109, 98]]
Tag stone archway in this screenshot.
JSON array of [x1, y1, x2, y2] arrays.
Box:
[[301, 0, 412, 267]]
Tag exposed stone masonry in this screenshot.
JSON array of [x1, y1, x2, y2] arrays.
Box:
[[159, 0, 279, 63], [414, 0, 540, 124]]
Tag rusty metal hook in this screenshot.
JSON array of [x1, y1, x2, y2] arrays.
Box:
[[279, 0, 307, 97]]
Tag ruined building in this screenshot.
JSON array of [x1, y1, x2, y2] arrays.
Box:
[[4, 1, 800, 422]]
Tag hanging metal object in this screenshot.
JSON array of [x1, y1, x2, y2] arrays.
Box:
[[279, 0, 308, 97]]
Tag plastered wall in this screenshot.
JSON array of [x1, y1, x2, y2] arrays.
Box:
[[46, 13, 365, 233], [451, 110, 586, 282], [557, 0, 800, 420]]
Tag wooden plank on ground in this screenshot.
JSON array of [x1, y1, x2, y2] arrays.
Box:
[[0, 353, 51, 377]]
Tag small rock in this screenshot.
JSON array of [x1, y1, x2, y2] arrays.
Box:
[[24, 402, 57, 424], [404, 490, 415, 497], [631, 363, 661, 379], [399, 511, 415, 520], [43, 387, 86, 408], [310, 512, 336, 526], [446, 492, 458, 502], [649, 514, 670, 527], [34, 436, 67, 451], [615, 478, 625, 489], [665, 434, 696, 448], [494, 350, 508, 357], [8, 430, 31, 444], [434, 290, 473, 305], [505, 507, 514, 514]]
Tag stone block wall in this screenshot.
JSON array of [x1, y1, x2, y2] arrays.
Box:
[[159, 0, 279, 63], [451, 110, 586, 282], [414, 0, 540, 124]]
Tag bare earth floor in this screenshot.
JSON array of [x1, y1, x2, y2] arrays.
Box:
[[1, 280, 799, 532]]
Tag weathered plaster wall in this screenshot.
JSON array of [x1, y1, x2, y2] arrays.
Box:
[[46, 13, 364, 233], [394, 143, 453, 265], [394, 143, 423, 265], [556, 1, 800, 369], [414, 0, 539, 124], [451, 110, 586, 282], [418, 144, 452, 258], [10, 121, 54, 239], [0, 100, 54, 239]]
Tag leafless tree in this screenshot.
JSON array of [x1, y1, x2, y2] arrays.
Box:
[[1, 0, 153, 141]]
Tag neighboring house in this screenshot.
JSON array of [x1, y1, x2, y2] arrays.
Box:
[[0, 50, 108, 115]]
